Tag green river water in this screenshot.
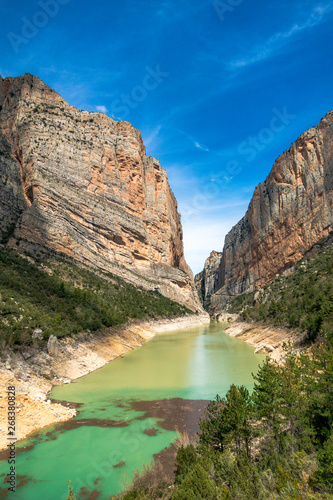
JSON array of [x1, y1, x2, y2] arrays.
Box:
[[0, 322, 265, 499]]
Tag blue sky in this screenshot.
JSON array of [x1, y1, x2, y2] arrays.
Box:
[[1, 0, 333, 274]]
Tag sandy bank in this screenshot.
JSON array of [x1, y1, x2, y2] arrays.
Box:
[[0, 313, 210, 452], [221, 315, 303, 362]]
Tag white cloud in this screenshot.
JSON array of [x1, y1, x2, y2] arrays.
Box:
[[230, 3, 333, 69], [195, 141, 210, 152], [181, 203, 248, 275], [142, 125, 162, 149], [182, 219, 230, 276], [175, 128, 210, 152], [96, 105, 108, 114]]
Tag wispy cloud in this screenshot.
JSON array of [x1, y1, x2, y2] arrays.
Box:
[[196, 200, 248, 212], [229, 3, 333, 69], [175, 128, 210, 152], [165, 163, 201, 190], [96, 105, 108, 114], [180, 182, 256, 274], [142, 125, 162, 149], [194, 141, 210, 152]]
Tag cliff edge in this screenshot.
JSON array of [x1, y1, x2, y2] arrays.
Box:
[[0, 73, 201, 311], [196, 110, 333, 313]]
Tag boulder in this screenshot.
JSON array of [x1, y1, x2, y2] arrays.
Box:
[[32, 328, 43, 341], [40, 367, 54, 380], [47, 335, 59, 356]]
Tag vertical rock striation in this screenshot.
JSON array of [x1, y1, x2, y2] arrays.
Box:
[[199, 111, 333, 313], [0, 73, 202, 311], [194, 251, 222, 309]]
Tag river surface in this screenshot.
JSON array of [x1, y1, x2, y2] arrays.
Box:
[[0, 322, 265, 499]]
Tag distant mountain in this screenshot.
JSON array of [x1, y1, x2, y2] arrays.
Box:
[[0, 73, 202, 311], [196, 110, 333, 313]]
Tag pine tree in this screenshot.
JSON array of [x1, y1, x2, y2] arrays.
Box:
[[279, 352, 310, 453], [198, 394, 229, 452], [174, 444, 197, 484], [198, 385, 253, 456], [252, 358, 283, 449], [223, 384, 253, 456], [172, 463, 217, 500], [316, 431, 333, 488]]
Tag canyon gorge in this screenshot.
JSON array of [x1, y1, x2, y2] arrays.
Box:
[[196, 110, 333, 314]]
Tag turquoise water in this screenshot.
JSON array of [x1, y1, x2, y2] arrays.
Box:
[[0, 322, 265, 499]]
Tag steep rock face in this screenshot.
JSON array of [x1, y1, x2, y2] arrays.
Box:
[[208, 110, 333, 312], [0, 73, 201, 311], [194, 251, 222, 309]]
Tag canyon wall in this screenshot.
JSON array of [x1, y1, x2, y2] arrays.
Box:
[[197, 110, 333, 313], [0, 73, 201, 311], [194, 250, 222, 309]]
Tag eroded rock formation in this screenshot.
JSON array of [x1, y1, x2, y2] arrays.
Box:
[[198, 110, 333, 313], [0, 73, 202, 311], [194, 250, 222, 309]]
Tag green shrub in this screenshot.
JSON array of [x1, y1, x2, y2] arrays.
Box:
[[172, 463, 216, 500], [0, 248, 190, 349], [174, 445, 197, 484], [316, 433, 333, 489], [228, 235, 333, 344]]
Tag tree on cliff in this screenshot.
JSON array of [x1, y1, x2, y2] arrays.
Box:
[[198, 384, 253, 456], [252, 358, 283, 449]]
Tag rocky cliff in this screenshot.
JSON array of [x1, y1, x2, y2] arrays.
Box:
[[0, 73, 201, 311], [199, 110, 333, 313], [194, 250, 222, 308]]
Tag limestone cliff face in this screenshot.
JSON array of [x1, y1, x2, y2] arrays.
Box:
[[0, 73, 201, 311], [205, 110, 333, 312], [194, 251, 222, 309]]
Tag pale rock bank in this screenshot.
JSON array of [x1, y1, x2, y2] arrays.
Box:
[[223, 318, 303, 363]]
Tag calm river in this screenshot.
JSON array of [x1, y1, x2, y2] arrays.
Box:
[[0, 322, 265, 499]]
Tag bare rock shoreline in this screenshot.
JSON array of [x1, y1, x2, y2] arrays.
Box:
[[0, 313, 209, 451], [216, 313, 303, 362]]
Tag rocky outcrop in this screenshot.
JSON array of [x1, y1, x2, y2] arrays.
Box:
[[224, 320, 303, 362], [0, 73, 201, 311], [199, 110, 333, 313], [47, 335, 60, 356], [194, 250, 222, 309]]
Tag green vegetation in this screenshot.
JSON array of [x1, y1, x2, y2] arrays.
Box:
[[113, 236, 333, 499], [115, 333, 333, 499], [0, 223, 17, 244], [0, 247, 190, 350], [228, 235, 333, 343]]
